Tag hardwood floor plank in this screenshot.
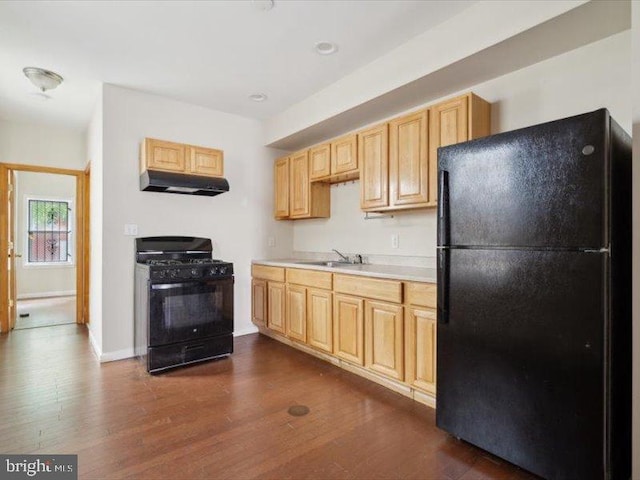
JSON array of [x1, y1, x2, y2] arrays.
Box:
[[0, 324, 536, 480]]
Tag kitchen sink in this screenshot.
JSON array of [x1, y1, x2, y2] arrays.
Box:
[[294, 260, 358, 268]]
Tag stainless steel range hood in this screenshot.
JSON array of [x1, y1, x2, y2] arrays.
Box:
[[140, 170, 230, 197]]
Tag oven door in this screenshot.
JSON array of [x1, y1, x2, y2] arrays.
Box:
[[148, 277, 233, 346]]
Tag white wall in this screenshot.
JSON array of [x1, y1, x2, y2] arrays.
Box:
[[98, 84, 291, 359], [86, 92, 103, 355], [14, 171, 76, 298], [0, 119, 86, 170], [292, 31, 631, 263]]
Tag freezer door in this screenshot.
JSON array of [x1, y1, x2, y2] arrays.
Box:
[[436, 248, 606, 480], [438, 109, 608, 248]]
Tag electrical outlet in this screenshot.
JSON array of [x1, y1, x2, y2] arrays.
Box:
[[268, 236, 276, 247], [391, 233, 399, 249], [124, 224, 138, 236]]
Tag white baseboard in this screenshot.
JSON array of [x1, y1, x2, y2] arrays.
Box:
[[100, 347, 135, 363], [18, 290, 76, 300], [88, 327, 101, 360], [234, 326, 259, 337]]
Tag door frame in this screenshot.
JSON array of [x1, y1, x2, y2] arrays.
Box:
[[0, 162, 89, 333]]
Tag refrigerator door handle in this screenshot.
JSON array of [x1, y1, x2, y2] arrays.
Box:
[[438, 170, 450, 246], [437, 249, 449, 324]]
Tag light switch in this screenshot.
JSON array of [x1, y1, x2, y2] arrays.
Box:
[[268, 236, 276, 247], [391, 234, 399, 249], [124, 224, 138, 236]]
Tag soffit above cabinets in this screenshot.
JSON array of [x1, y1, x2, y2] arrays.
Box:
[[265, 0, 630, 151]]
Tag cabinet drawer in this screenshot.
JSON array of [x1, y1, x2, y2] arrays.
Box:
[[251, 265, 285, 282], [286, 268, 332, 290], [405, 282, 437, 308], [334, 274, 402, 303]]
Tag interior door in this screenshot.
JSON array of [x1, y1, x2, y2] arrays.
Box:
[[7, 170, 17, 329]]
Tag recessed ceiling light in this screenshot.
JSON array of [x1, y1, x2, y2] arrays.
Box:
[[249, 93, 268, 102], [314, 41, 338, 55], [252, 0, 274, 11]]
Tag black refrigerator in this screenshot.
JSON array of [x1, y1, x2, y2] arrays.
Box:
[[436, 109, 631, 480]]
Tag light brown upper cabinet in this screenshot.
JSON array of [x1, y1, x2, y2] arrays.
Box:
[[290, 150, 312, 217], [274, 151, 330, 220], [188, 145, 223, 177], [309, 144, 331, 180], [359, 124, 389, 210], [429, 93, 491, 204], [309, 134, 359, 183], [274, 157, 290, 219], [389, 110, 430, 209], [141, 138, 224, 177], [330, 134, 358, 177], [360, 111, 430, 212]]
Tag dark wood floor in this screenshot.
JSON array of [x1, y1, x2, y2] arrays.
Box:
[[0, 325, 537, 480]]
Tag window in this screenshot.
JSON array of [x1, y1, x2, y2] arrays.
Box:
[[27, 198, 72, 264]]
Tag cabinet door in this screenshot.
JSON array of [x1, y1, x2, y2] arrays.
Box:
[[359, 124, 389, 210], [188, 146, 223, 177], [307, 288, 333, 353], [389, 110, 430, 207], [286, 284, 307, 342], [365, 300, 404, 381], [251, 279, 267, 327], [333, 294, 364, 365], [404, 306, 436, 394], [331, 134, 358, 175], [274, 157, 290, 219], [309, 144, 331, 180], [267, 282, 286, 334], [429, 95, 468, 204], [144, 138, 186, 173], [289, 150, 310, 218]]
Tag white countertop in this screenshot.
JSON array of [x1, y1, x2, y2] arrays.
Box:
[[252, 259, 436, 283]]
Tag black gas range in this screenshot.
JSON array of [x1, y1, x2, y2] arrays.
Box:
[[134, 236, 234, 373]]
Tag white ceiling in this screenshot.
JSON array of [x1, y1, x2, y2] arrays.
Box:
[[0, 0, 476, 131]]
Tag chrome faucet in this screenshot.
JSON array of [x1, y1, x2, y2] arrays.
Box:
[[332, 249, 364, 264], [332, 249, 350, 262]]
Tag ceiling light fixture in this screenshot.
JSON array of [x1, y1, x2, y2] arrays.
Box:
[[249, 93, 268, 102], [314, 41, 338, 55], [23, 67, 64, 92]]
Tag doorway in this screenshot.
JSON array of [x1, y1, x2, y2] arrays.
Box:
[[0, 163, 89, 333]]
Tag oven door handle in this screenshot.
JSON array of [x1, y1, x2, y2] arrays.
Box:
[[151, 283, 193, 290], [151, 279, 231, 290]]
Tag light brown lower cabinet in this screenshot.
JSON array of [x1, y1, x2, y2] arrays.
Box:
[[333, 294, 364, 366], [307, 288, 333, 353], [286, 284, 307, 342], [251, 279, 267, 327], [364, 300, 404, 381], [267, 282, 286, 334], [252, 267, 437, 405], [404, 306, 437, 395]]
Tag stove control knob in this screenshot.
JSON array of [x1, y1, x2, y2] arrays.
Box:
[[219, 266, 227, 275], [191, 268, 199, 277], [209, 267, 218, 276], [169, 269, 178, 278]]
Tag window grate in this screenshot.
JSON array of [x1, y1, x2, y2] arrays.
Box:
[[28, 199, 70, 263]]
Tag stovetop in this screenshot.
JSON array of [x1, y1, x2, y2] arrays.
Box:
[[137, 257, 233, 282], [145, 258, 226, 266]]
